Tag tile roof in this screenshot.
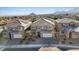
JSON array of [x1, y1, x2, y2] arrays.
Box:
[[62, 26, 78, 31], [62, 25, 79, 32], [5, 19, 21, 28], [33, 18, 55, 25], [18, 19, 32, 30], [73, 27, 79, 32], [43, 18, 55, 25]]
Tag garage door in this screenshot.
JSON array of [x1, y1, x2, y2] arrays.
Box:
[[42, 33, 52, 37], [13, 34, 23, 38]]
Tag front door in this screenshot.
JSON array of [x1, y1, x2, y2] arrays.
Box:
[[37, 32, 40, 37]]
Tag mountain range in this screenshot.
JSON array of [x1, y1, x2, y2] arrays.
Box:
[[54, 8, 79, 14]]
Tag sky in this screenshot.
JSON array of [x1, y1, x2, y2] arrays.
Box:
[[0, 7, 74, 16]]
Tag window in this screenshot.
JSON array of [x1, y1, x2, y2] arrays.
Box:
[[20, 27, 23, 31], [48, 26, 52, 30], [37, 26, 41, 29], [31, 26, 35, 29], [44, 26, 48, 30]]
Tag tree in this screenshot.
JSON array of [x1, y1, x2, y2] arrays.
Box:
[[20, 31, 35, 44]]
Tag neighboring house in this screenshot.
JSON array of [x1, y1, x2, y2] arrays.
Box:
[[31, 18, 55, 38], [55, 18, 79, 32], [2, 19, 24, 40], [62, 26, 79, 39], [71, 27, 79, 39], [55, 18, 79, 44], [62, 26, 78, 39]]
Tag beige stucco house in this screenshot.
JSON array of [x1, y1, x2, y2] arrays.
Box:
[[2, 19, 24, 40], [31, 18, 55, 38], [55, 18, 79, 32], [55, 18, 79, 44]]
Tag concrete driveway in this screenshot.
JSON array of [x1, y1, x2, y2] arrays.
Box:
[[6, 39, 22, 45], [31, 37, 58, 44], [6, 37, 57, 45]]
